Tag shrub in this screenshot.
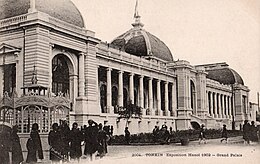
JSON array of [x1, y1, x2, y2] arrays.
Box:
[[109, 129, 242, 145]]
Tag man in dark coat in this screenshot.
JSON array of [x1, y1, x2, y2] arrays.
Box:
[[250, 121, 258, 142], [69, 122, 83, 161], [97, 123, 108, 158], [243, 120, 251, 144], [220, 124, 228, 143], [26, 123, 43, 163], [11, 125, 24, 164], [152, 126, 159, 142], [84, 119, 99, 161], [48, 123, 62, 162], [124, 127, 130, 144], [59, 120, 70, 161], [0, 124, 12, 164], [198, 124, 206, 144]]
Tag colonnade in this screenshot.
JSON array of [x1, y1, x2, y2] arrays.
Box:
[[99, 66, 176, 117], [207, 91, 232, 119]]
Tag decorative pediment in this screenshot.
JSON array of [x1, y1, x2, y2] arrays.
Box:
[[0, 43, 21, 54]]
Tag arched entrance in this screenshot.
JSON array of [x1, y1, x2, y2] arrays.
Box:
[[191, 121, 200, 130], [52, 54, 71, 96]]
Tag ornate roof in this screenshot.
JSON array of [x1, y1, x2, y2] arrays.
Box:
[[0, 0, 85, 28], [111, 28, 173, 62], [206, 67, 244, 85]]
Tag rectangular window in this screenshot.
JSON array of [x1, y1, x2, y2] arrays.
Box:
[[3, 63, 16, 95]]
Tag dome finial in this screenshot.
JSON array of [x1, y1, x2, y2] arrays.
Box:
[[28, 0, 37, 13], [132, 0, 144, 28]]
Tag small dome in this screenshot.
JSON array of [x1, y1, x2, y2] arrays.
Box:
[[206, 67, 244, 85], [0, 0, 85, 28], [111, 28, 173, 61]]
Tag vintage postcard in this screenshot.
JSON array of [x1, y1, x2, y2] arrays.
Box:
[[0, 0, 259, 164]]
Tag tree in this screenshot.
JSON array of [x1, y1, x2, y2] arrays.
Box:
[[117, 101, 142, 127]]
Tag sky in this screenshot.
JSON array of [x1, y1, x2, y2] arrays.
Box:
[[71, 0, 260, 102]]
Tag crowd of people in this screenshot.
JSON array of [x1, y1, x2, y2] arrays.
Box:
[[152, 125, 174, 144], [46, 120, 111, 163], [0, 125, 24, 164], [1, 119, 259, 164], [242, 120, 259, 144], [0, 120, 111, 164]]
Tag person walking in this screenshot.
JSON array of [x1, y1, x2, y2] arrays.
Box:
[[198, 124, 206, 144], [48, 123, 62, 163], [26, 123, 44, 163], [11, 125, 24, 164], [220, 124, 228, 143], [152, 126, 159, 142], [250, 121, 258, 143], [124, 127, 130, 145], [243, 120, 251, 144], [84, 119, 99, 161], [69, 122, 83, 162]]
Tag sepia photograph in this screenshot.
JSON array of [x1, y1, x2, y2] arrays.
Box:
[[0, 0, 259, 164]]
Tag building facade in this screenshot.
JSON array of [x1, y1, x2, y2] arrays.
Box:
[[0, 0, 256, 137]]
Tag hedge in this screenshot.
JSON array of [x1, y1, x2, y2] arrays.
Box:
[[109, 129, 243, 145]]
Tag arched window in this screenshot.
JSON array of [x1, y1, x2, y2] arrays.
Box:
[[52, 55, 69, 95]]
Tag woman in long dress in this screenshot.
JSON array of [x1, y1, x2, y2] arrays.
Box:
[[26, 123, 43, 163], [11, 125, 24, 164]]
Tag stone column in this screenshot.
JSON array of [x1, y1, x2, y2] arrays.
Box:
[[224, 95, 227, 118], [220, 95, 223, 118], [69, 75, 78, 106], [226, 96, 229, 118], [221, 94, 225, 118], [217, 93, 220, 118], [228, 96, 232, 119], [172, 83, 176, 116], [107, 68, 112, 113], [129, 73, 134, 104], [157, 80, 161, 116], [78, 53, 85, 97], [221, 95, 224, 118], [148, 77, 153, 115], [139, 75, 145, 115], [210, 92, 214, 117], [118, 70, 123, 107], [214, 93, 218, 118], [165, 81, 169, 116], [215, 93, 219, 118]]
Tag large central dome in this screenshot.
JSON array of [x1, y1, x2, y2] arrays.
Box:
[[111, 10, 173, 62], [0, 0, 85, 28]]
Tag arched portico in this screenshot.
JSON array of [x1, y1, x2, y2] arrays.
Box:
[[51, 50, 78, 107]]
